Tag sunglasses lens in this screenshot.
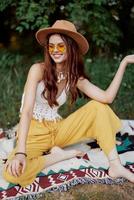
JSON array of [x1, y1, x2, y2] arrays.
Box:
[[57, 44, 65, 53], [48, 43, 66, 54], [48, 45, 54, 53]]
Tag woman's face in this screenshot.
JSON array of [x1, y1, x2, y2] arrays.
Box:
[[48, 34, 67, 64]]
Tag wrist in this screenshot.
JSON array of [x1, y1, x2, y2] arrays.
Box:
[[120, 58, 127, 69], [15, 152, 27, 157]]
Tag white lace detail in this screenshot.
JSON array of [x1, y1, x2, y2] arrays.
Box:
[[20, 80, 68, 122]]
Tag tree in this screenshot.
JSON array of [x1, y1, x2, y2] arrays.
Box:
[[0, 0, 134, 54]]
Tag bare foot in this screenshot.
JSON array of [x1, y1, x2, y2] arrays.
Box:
[[50, 146, 84, 160], [108, 163, 134, 183]]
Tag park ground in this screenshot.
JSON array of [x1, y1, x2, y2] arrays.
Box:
[[39, 182, 134, 200]]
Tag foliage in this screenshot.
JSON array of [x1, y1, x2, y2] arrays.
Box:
[[0, 1, 134, 128], [0, 0, 14, 11], [0, 50, 42, 128], [60, 55, 134, 119], [0, 0, 57, 32], [0, 0, 124, 53], [0, 50, 26, 128], [85, 55, 134, 118], [1, 49, 133, 128], [65, 0, 122, 51], [15, 0, 53, 32]]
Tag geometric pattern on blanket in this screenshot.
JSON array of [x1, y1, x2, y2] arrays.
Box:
[[1, 165, 134, 200], [0, 164, 134, 200], [0, 119, 134, 200]]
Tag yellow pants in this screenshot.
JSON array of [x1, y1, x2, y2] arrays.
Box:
[[3, 100, 122, 187]]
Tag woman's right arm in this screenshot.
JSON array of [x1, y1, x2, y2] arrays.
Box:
[[17, 63, 43, 153], [6, 63, 43, 176]]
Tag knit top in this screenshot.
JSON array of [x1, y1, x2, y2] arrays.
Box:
[[20, 80, 69, 122]]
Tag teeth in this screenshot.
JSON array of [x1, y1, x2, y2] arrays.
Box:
[[53, 54, 62, 58]]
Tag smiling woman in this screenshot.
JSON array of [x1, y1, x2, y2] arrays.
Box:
[[48, 35, 68, 70], [46, 35, 68, 89], [2, 20, 134, 187]]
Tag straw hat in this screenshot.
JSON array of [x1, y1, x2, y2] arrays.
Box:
[[35, 20, 89, 55]]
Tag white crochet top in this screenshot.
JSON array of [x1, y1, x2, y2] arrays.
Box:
[[20, 80, 69, 122]]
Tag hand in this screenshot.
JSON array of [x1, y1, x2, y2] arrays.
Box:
[[5, 154, 26, 177], [122, 55, 134, 65]]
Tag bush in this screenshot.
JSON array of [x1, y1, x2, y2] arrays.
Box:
[[59, 55, 134, 120], [0, 50, 42, 128], [85, 56, 134, 119], [0, 50, 134, 128], [65, 0, 122, 53], [0, 0, 123, 54]]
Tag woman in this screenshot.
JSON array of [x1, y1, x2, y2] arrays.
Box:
[[3, 20, 134, 187]]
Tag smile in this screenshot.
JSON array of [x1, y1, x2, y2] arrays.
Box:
[[53, 54, 63, 58]]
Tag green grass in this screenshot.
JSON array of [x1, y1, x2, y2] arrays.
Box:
[[0, 50, 42, 128], [59, 56, 134, 119], [0, 50, 134, 128], [90, 57, 134, 119]]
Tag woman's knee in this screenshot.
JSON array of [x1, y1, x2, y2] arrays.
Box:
[[82, 100, 108, 114], [89, 100, 108, 111], [3, 168, 18, 185]]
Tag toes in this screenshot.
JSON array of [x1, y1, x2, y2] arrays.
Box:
[[50, 146, 63, 154], [75, 150, 85, 157]]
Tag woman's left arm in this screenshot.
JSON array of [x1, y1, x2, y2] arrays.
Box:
[[77, 55, 134, 104]]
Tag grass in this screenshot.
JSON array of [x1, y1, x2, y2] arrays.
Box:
[[59, 56, 134, 120], [0, 50, 134, 128], [0, 50, 134, 199], [0, 50, 42, 128], [37, 182, 134, 200]]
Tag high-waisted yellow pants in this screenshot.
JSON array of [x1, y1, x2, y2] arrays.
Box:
[[3, 100, 122, 187]]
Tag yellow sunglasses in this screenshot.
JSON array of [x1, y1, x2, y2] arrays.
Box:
[[48, 43, 66, 54]]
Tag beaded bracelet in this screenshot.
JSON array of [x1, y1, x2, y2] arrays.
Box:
[[15, 152, 27, 157]]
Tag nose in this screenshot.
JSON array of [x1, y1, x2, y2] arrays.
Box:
[[53, 45, 59, 53]]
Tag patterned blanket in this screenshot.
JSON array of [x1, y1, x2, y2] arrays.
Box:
[[0, 119, 134, 200]]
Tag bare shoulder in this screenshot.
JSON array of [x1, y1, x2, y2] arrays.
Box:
[[28, 62, 44, 81], [24, 62, 44, 91]]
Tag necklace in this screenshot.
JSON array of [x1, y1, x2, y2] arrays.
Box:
[[57, 71, 68, 83]]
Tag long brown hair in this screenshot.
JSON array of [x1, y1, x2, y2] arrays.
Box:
[[42, 33, 89, 107]]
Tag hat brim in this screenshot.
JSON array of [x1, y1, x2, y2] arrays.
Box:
[[35, 28, 89, 55]]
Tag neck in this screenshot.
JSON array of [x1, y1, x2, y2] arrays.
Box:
[[56, 62, 66, 72]]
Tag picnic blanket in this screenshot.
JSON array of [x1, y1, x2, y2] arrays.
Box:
[[0, 119, 134, 200]]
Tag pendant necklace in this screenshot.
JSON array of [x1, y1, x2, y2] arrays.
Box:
[[57, 71, 68, 83]]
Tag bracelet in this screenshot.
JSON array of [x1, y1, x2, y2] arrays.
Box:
[[15, 152, 27, 157]]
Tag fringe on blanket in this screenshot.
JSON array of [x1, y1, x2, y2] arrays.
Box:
[[6, 176, 126, 200]]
